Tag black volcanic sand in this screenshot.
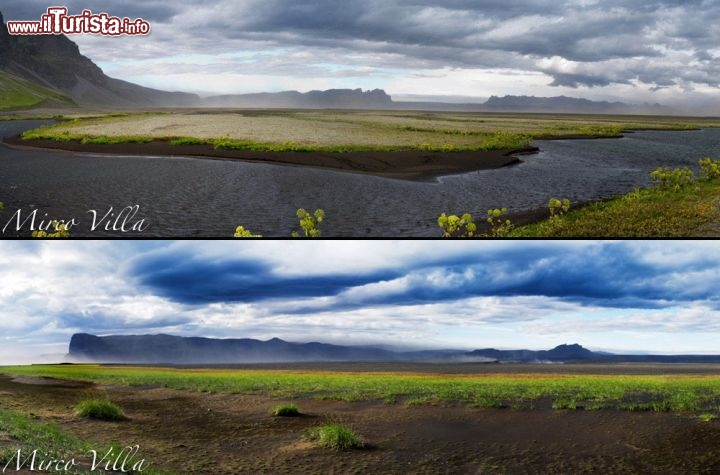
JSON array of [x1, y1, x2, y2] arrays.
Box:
[[2, 369, 720, 474], [2, 136, 533, 181]]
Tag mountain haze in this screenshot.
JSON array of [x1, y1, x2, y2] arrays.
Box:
[[68, 334, 720, 364], [204, 89, 393, 109], [68, 333, 398, 363], [483, 95, 674, 115]]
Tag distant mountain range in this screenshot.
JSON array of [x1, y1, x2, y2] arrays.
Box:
[[203, 89, 394, 109], [68, 334, 720, 364], [0, 11, 678, 114], [482, 95, 674, 115]]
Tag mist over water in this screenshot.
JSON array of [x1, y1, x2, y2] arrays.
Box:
[[2, 122, 720, 237]]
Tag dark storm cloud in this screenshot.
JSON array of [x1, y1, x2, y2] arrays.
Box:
[[3, 1, 719, 91], [287, 243, 719, 314], [57, 313, 192, 332], [550, 74, 620, 88], [129, 252, 402, 304], [190, 0, 720, 89], [0, 0, 190, 22], [129, 243, 720, 314]]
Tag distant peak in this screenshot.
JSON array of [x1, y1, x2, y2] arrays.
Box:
[[554, 343, 585, 350]]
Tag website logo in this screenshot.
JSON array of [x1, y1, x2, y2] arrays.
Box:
[[6, 7, 151, 36]]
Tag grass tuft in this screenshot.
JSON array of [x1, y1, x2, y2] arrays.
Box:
[[74, 398, 126, 421], [307, 424, 364, 450], [271, 403, 300, 417]]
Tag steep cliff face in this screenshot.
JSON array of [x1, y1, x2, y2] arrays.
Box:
[[0, 10, 198, 107]]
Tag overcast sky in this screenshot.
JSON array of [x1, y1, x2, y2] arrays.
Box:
[[2, 1, 720, 109], [2, 240, 720, 364]]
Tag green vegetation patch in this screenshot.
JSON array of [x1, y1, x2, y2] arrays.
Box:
[[0, 71, 74, 110], [4, 365, 720, 414], [0, 408, 158, 474], [74, 398, 126, 421], [25, 110, 716, 153], [510, 170, 720, 238], [23, 127, 532, 152], [0, 409, 89, 463], [307, 424, 364, 450]]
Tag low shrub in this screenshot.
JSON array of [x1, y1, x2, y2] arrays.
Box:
[[549, 198, 571, 221], [699, 158, 720, 181], [486, 208, 513, 237], [292, 208, 325, 238], [651, 166, 695, 192], [234, 226, 262, 238], [438, 213, 477, 238]]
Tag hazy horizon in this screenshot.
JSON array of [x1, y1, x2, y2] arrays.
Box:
[[3, 241, 720, 365], [3, 1, 720, 114]]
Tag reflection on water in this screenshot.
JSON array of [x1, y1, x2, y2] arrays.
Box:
[[2, 121, 720, 237]]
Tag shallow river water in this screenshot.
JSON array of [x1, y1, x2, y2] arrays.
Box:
[[2, 121, 719, 237]]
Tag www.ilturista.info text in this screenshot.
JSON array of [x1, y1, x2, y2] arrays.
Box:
[[6, 7, 150, 36]]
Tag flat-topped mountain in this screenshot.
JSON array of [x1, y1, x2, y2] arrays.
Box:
[[68, 333, 399, 363], [203, 88, 393, 109]]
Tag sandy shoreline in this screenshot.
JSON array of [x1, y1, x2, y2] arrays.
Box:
[[2, 136, 536, 181]]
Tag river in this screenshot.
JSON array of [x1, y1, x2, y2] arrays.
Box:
[[2, 120, 719, 237]]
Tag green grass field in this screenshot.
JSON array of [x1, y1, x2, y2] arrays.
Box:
[[0, 408, 159, 474], [3, 365, 720, 413], [19, 110, 720, 152], [0, 71, 75, 110], [509, 177, 720, 237]]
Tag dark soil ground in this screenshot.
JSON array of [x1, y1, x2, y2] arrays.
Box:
[[2, 136, 530, 181], [2, 372, 720, 474]]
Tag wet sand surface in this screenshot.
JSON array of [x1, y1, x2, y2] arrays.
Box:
[[2, 136, 532, 181]]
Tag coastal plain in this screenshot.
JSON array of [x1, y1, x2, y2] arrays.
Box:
[[2, 363, 720, 473]]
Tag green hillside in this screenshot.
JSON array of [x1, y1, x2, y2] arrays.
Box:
[[0, 71, 74, 110]]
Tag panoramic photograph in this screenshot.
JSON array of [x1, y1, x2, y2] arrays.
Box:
[[1, 1, 720, 237], [1, 240, 720, 473]]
